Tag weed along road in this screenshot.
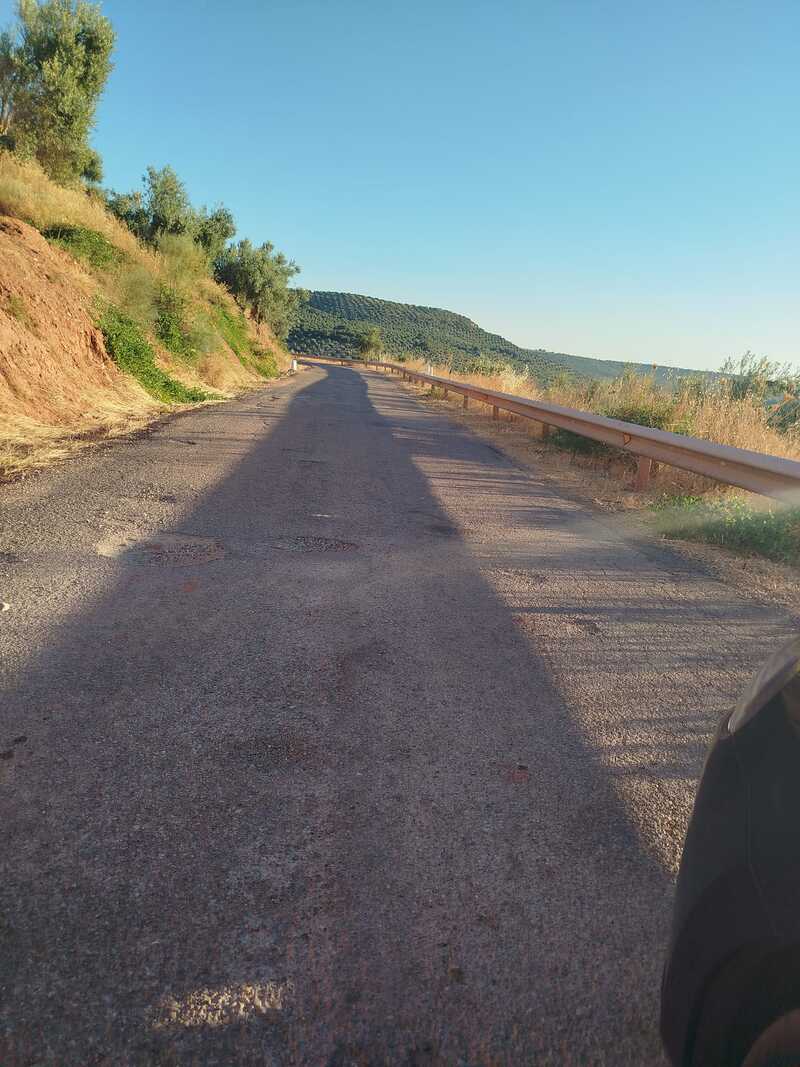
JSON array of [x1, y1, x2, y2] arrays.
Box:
[[0, 362, 796, 1066]]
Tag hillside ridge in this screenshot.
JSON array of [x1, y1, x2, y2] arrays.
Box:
[[289, 290, 711, 385]]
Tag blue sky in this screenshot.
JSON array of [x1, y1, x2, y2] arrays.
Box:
[[4, 1, 798, 370]]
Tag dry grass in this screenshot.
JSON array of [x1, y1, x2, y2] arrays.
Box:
[[0, 152, 292, 374], [542, 369, 800, 461], [0, 406, 159, 479], [0, 152, 156, 269], [400, 357, 800, 497]]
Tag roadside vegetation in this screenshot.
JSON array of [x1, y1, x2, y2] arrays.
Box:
[[652, 496, 800, 564], [395, 352, 800, 564], [96, 304, 208, 404], [0, 0, 307, 477]]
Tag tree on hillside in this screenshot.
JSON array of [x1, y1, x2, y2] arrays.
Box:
[[103, 160, 305, 338], [106, 166, 236, 262], [107, 167, 193, 243], [358, 326, 382, 359], [81, 145, 102, 183], [214, 239, 307, 340], [141, 165, 198, 240], [104, 188, 148, 238], [0, 0, 114, 182], [195, 205, 236, 263], [0, 29, 22, 138]]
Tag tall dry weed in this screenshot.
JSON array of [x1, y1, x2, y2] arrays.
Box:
[[402, 357, 800, 497]]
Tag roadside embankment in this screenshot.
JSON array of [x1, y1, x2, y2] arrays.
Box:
[[0, 155, 290, 479]]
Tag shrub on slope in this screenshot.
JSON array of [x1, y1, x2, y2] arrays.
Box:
[[96, 304, 207, 403], [0, 155, 290, 476]]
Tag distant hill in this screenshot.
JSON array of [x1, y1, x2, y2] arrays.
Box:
[[288, 291, 712, 385]]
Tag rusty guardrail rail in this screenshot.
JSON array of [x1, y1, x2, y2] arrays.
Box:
[[296, 357, 800, 499]]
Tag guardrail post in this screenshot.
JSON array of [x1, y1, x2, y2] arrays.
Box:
[[492, 405, 499, 420], [443, 387, 448, 398], [463, 396, 469, 410], [635, 456, 653, 491]]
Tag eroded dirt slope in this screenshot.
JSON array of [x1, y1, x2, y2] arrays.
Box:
[[0, 216, 156, 473], [0, 208, 290, 479]]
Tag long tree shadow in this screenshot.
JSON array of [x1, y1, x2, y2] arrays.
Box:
[[0, 366, 793, 1066]]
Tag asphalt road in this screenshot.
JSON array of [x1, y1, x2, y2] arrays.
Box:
[[1, 364, 796, 1066]]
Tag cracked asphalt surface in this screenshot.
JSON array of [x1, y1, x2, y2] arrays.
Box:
[[1, 363, 796, 1066]]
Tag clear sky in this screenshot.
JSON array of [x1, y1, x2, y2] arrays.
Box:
[[4, 0, 797, 371]]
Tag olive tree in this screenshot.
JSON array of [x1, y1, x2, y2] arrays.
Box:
[[0, 0, 114, 181], [358, 326, 382, 359], [214, 239, 307, 340]]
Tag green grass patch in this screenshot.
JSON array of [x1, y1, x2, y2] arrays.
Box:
[[213, 304, 251, 357], [42, 225, 123, 269], [155, 286, 197, 361], [653, 494, 800, 563], [604, 401, 676, 430], [249, 344, 279, 379], [96, 303, 208, 404], [768, 396, 800, 433], [213, 305, 278, 378]]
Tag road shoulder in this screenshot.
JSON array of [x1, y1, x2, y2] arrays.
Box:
[[391, 372, 800, 624]]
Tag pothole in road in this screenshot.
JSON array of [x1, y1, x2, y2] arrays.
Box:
[[97, 532, 226, 566], [266, 536, 358, 553]]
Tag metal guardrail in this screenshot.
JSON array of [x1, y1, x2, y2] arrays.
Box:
[[297, 357, 800, 499]]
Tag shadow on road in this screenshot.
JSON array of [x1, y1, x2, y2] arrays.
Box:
[[1, 366, 792, 1065]]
